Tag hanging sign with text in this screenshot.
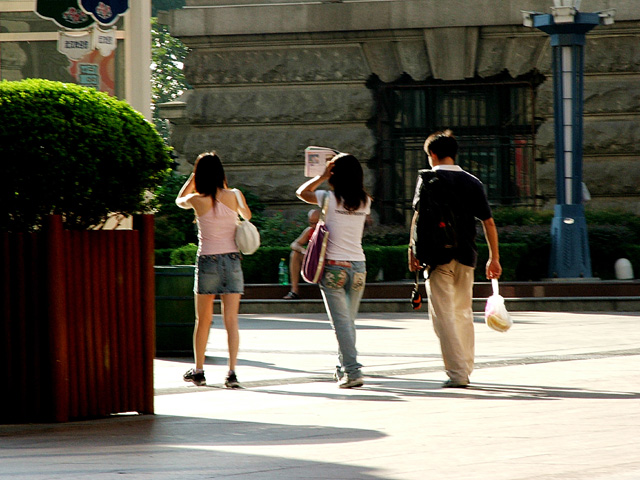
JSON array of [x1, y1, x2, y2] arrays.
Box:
[[93, 27, 117, 56], [58, 30, 93, 61], [77, 63, 100, 89]]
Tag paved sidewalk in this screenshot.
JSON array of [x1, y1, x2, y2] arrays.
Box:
[[2, 310, 640, 479]]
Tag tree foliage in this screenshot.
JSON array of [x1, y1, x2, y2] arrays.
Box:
[[154, 172, 198, 249], [151, 17, 190, 141], [0, 79, 172, 232]]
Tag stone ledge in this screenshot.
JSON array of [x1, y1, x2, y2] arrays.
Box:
[[171, 1, 640, 37], [236, 297, 640, 314]]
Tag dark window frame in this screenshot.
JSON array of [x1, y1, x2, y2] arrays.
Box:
[[371, 76, 542, 225]]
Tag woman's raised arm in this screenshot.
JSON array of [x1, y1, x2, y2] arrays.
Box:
[[296, 160, 334, 205], [175, 173, 196, 209]]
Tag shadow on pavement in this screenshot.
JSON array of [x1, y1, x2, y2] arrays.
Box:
[[0, 414, 389, 479], [360, 377, 640, 401], [253, 377, 640, 403], [224, 317, 400, 331]]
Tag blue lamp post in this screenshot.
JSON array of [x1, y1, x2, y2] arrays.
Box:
[[523, 1, 615, 278]]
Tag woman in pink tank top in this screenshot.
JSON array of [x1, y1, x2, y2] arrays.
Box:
[[176, 152, 252, 389]]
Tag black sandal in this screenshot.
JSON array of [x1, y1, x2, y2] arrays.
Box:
[[283, 291, 300, 300]]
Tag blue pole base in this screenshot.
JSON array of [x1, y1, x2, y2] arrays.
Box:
[[548, 204, 593, 279]]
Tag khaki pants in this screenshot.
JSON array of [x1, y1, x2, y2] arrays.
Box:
[[426, 260, 475, 383]]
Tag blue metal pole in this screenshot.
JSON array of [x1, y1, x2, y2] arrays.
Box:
[[533, 12, 598, 278]]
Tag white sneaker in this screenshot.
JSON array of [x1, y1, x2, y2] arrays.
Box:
[[339, 376, 364, 389]]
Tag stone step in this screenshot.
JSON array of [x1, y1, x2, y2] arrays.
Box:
[[238, 297, 640, 314], [237, 280, 640, 314], [244, 280, 640, 300]]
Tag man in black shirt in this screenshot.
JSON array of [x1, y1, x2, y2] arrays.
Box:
[[409, 130, 502, 388]]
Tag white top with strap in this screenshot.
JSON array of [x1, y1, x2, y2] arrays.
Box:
[[315, 190, 370, 262]]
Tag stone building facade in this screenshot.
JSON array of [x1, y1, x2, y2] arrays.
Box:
[[160, 0, 640, 222]]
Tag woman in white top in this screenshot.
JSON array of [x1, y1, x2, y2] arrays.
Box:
[[176, 152, 252, 388], [296, 153, 371, 388]]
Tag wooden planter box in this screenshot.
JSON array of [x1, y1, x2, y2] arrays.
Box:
[[0, 215, 155, 423]]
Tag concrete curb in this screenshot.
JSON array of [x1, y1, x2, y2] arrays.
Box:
[[238, 296, 640, 313]]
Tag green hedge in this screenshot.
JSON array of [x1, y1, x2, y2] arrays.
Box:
[[1, 79, 171, 231], [242, 247, 294, 283], [169, 243, 197, 265], [494, 227, 639, 280], [159, 243, 534, 283], [475, 243, 529, 282], [363, 245, 410, 282], [159, 226, 639, 281], [167, 244, 291, 283], [155, 248, 174, 266], [156, 207, 640, 281], [590, 240, 639, 280], [625, 245, 640, 278]]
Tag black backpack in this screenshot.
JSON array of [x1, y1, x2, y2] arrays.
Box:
[[411, 169, 458, 271]]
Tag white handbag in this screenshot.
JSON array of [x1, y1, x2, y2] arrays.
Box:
[[232, 189, 260, 255]]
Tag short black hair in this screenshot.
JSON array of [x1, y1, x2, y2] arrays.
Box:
[[424, 129, 458, 161]]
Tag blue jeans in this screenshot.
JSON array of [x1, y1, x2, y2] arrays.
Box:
[[319, 261, 366, 378]]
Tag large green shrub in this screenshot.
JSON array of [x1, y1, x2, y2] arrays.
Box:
[[0, 79, 172, 231]]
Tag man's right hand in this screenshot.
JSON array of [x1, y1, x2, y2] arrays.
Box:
[[408, 248, 422, 272]]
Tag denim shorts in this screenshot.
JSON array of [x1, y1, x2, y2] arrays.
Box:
[[194, 253, 244, 295]]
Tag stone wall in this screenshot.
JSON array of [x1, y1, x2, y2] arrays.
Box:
[[162, 0, 640, 214]]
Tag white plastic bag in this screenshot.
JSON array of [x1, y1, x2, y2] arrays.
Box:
[[484, 279, 512, 332]]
